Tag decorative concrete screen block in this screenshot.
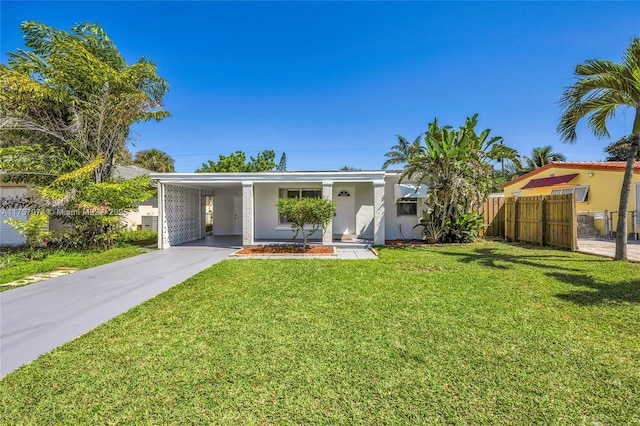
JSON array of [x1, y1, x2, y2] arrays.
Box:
[[163, 185, 202, 247]]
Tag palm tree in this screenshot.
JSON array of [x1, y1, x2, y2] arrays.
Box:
[[523, 145, 566, 170], [134, 148, 175, 172], [382, 134, 424, 169], [558, 37, 640, 260]]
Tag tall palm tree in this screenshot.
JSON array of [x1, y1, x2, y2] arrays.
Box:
[[558, 37, 640, 260], [523, 145, 566, 170], [382, 134, 424, 169], [134, 148, 175, 172]]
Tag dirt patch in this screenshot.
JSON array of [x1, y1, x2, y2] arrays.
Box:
[[235, 245, 336, 256]]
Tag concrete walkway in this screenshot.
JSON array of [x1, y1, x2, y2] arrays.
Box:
[[0, 245, 234, 378], [577, 238, 640, 262]]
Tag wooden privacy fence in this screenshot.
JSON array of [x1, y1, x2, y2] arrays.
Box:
[[504, 194, 577, 251], [479, 197, 505, 237]]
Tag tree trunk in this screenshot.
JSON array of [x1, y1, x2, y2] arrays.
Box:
[[614, 129, 640, 260]]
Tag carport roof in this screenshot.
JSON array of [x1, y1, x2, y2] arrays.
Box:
[[151, 170, 393, 184]]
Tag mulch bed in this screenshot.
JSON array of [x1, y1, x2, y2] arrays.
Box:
[[235, 245, 336, 255]]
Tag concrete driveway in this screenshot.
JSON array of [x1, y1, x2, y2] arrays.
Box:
[[0, 245, 235, 378], [577, 238, 640, 262]]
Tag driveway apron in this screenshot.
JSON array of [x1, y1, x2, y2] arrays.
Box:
[[0, 246, 233, 378]]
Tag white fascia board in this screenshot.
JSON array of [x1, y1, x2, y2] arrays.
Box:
[[150, 171, 391, 184]]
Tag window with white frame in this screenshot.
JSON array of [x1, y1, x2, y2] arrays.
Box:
[[397, 198, 418, 216], [278, 188, 322, 223], [550, 185, 589, 202]]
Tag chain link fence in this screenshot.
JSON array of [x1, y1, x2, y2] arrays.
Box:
[[578, 210, 639, 240]]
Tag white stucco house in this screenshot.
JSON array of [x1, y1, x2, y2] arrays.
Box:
[[150, 170, 427, 248]]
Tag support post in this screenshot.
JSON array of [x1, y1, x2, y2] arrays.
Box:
[[322, 180, 333, 245], [158, 182, 165, 249], [242, 182, 254, 246], [373, 180, 386, 246]]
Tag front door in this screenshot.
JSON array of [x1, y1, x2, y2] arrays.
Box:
[[233, 196, 242, 235], [334, 187, 356, 236]]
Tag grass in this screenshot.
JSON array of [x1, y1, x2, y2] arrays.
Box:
[[1, 241, 639, 424], [0, 245, 149, 289]]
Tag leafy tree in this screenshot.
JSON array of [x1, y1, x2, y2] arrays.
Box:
[[339, 165, 362, 171], [523, 145, 567, 170], [382, 134, 424, 169], [2, 157, 156, 250], [276, 197, 336, 250], [196, 150, 278, 172], [276, 152, 287, 171], [403, 114, 520, 243], [604, 135, 640, 161], [134, 148, 175, 172], [558, 37, 640, 260], [0, 21, 169, 183]]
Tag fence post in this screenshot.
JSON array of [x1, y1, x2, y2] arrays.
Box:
[[539, 196, 546, 246], [514, 197, 519, 243], [570, 194, 578, 251]]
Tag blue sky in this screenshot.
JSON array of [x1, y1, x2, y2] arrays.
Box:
[[2, 1, 639, 172]]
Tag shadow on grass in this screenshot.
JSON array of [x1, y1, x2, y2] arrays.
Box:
[[549, 272, 640, 305], [435, 246, 599, 272]]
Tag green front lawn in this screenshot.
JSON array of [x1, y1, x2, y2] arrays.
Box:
[[0, 245, 149, 288], [1, 242, 639, 423]]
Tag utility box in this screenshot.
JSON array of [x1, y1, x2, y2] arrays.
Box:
[[142, 215, 158, 231]]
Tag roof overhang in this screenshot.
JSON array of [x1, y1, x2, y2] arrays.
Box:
[[520, 173, 579, 189], [151, 171, 392, 185]]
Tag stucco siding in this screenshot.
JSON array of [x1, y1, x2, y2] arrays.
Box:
[[254, 182, 323, 241], [383, 176, 424, 240], [354, 182, 374, 239]]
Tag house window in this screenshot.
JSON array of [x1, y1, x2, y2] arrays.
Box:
[[337, 190, 351, 197], [278, 188, 322, 223], [550, 185, 589, 202], [397, 198, 418, 216]]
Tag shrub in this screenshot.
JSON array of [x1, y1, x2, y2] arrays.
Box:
[[3, 213, 50, 258], [117, 230, 158, 247], [276, 197, 336, 250]]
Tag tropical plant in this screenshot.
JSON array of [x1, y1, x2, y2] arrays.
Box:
[[134, 148, 175, 172], [403, 114, 520, 243], [558, 37, 640, 260], [523, 145, 567, 170], [276, 197, 336, 250], [196, 150, 278, 172], [382, 134, 424, 169], [0, 21, 169, 183], [604, 135, 640, 161], [442, 212, 485, 243]]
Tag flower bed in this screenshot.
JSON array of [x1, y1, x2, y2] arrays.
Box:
[[234, 245, 336, 255]]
